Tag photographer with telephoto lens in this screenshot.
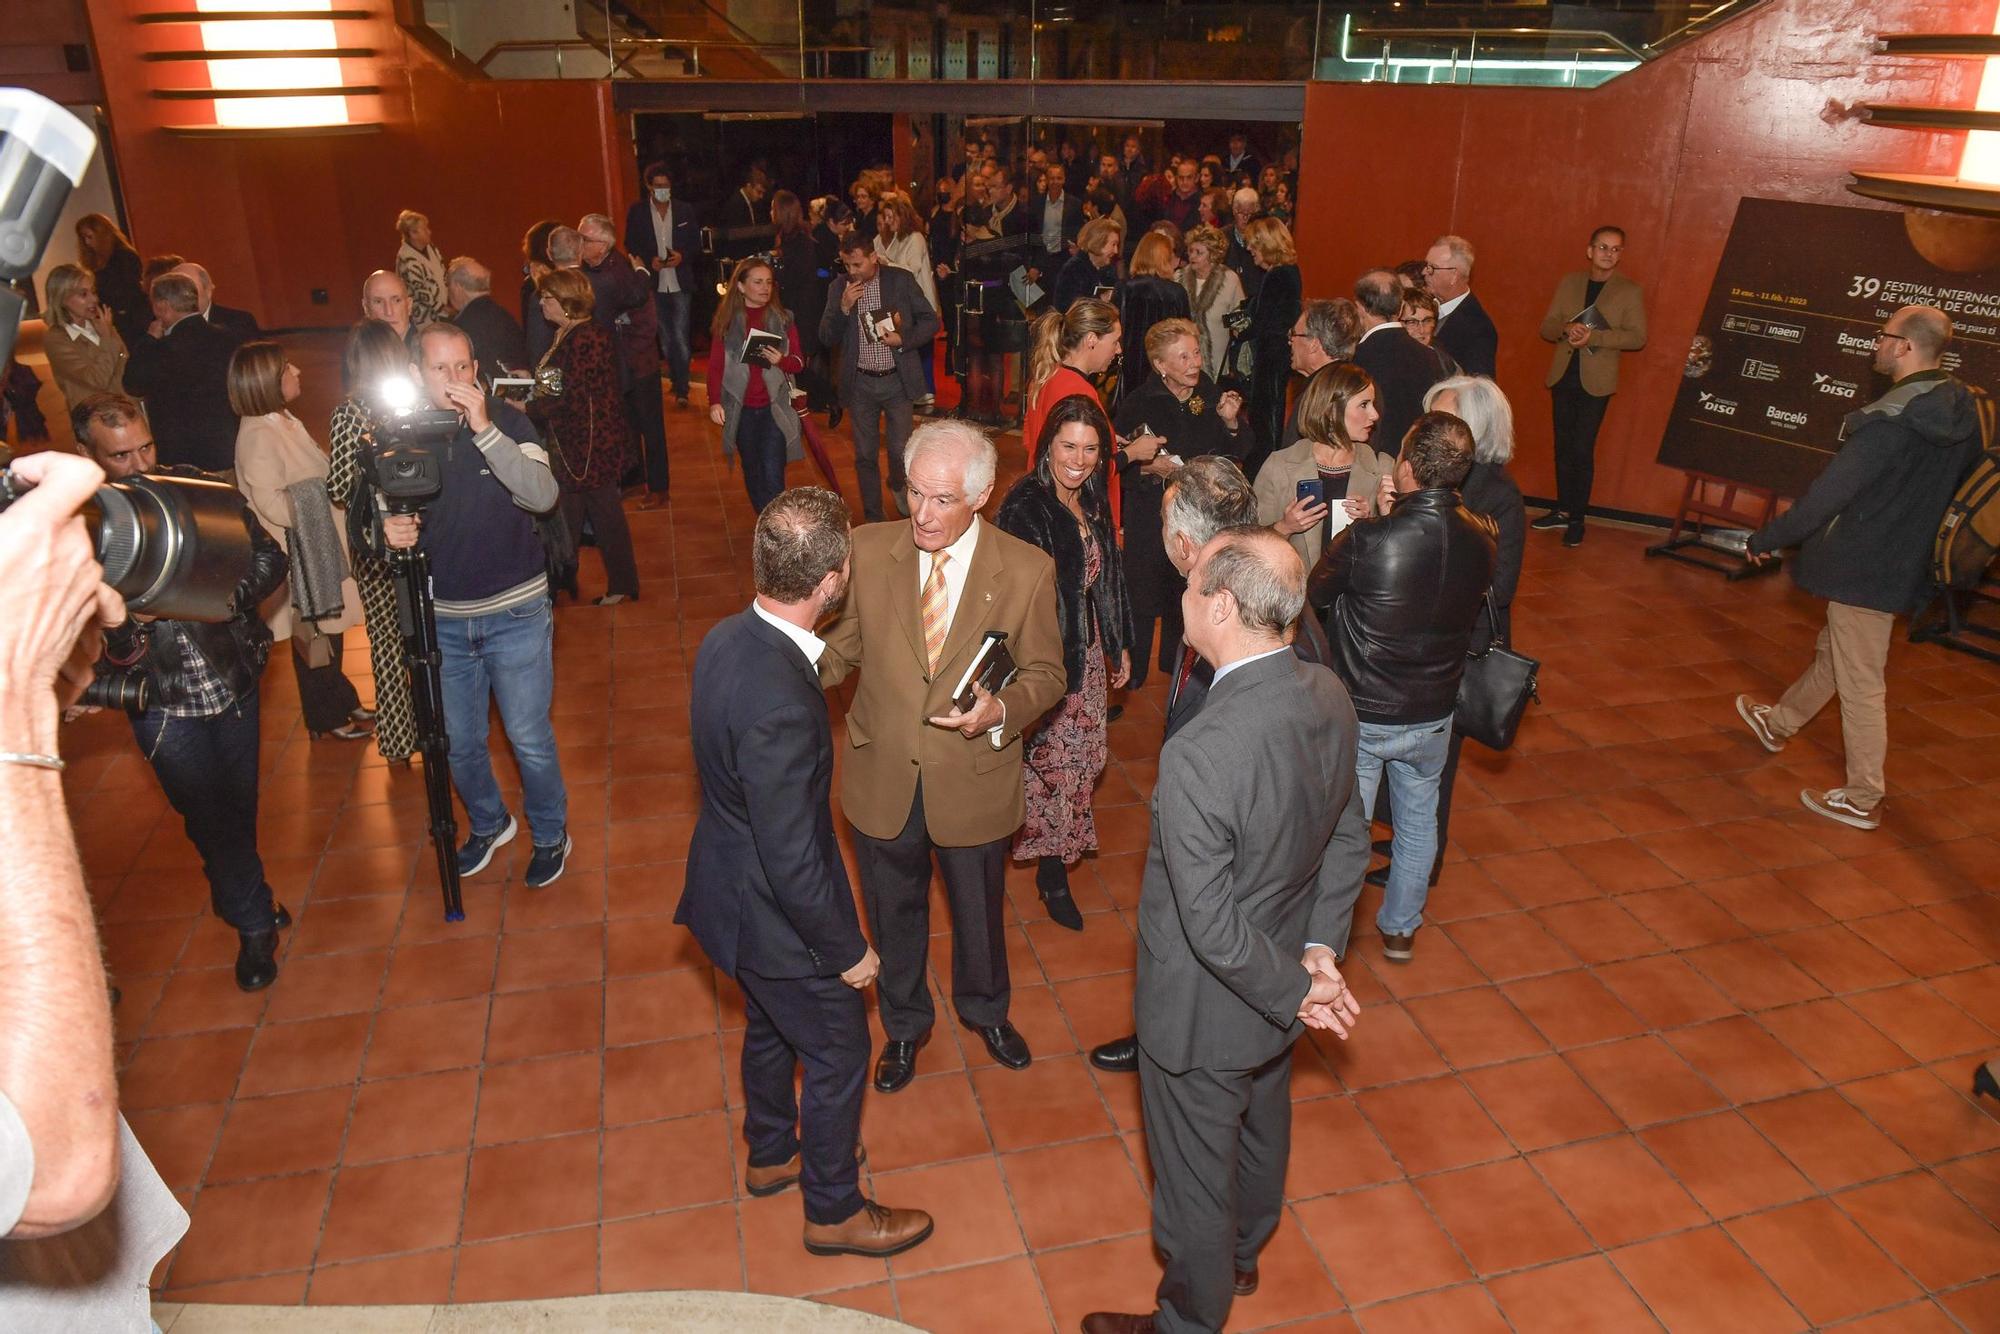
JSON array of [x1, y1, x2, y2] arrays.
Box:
[[70, 391, 293, 991], [376, 324, 571, 889]]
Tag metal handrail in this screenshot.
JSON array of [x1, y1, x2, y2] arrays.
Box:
[[475, 36, 869, 78], [1351, 26, 1650, 63]]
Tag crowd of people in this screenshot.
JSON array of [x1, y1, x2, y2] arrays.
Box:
[[9, 118, 1992, 1333]]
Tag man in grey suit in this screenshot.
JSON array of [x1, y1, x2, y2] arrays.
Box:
[[1084, 527, 1365, 1334], [819, 233, 940, 522]]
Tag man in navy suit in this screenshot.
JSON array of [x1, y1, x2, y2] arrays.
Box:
[[623, 161, 702, 407], [1425, 235, 1498, 378], [677, 487, 934, 1261]]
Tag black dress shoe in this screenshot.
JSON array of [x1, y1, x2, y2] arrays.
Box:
[[235, 928, 279, 992], [273, 903, 292, 931], [1042, 888, 1084, 931], [967, 1021, 1031, 1070], [827, 403, 845, 429], [874, 1033, 929, 1093], [1371, 838, 1393, 858], [1090, 1035, 1138, 1073], [1106, 704, 1124, 723], [1976, 1060, 2000, 1104], [1234, 1265, 1260, 1296], [1365, 864, 1390, 888]]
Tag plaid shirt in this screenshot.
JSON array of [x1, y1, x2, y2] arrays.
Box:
[[854, 276, 895, 373], [155, 622, 237, 719]]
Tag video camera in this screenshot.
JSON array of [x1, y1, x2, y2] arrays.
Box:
[[359, 375, 458, 514]]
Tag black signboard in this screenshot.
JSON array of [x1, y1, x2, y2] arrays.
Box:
[[1657, 197, 2000, 499]]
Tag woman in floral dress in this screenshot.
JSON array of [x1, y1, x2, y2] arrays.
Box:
[[995, 394, 1134, 931]]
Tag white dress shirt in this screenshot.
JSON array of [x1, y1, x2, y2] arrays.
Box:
[[751, 599, 825, 667], [63, 321, 100, 347], [1358, 320, 1404, 345], [916, 516, 1007, 742], [1437, 291, 1468, 322], [1209, 643, 1290, 687], [650, 201, 681, 294]]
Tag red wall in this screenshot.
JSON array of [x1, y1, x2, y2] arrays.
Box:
[[1295, 0, 2000, 517], [83, 1, 631, 330]]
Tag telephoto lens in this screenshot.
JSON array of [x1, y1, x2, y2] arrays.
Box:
[[77, 669, 151, 715], [0, 469, 256, 623]]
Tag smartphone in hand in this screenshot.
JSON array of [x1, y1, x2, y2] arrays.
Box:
[[1296, 478, 1327, 507]]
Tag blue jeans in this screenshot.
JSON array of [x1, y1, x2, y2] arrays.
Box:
[[737, 405, 788, 513], [131, 686, 277, 932], [655, 289, 692, 398], [437, 598, 567, 847], [1355, 716, 1453, 935]]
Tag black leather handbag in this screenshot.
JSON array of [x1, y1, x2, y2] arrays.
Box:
[[1454, 592, 1538, 750]]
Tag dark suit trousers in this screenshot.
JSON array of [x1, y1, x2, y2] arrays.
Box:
[[738, 966, 869, 1225], [852, 782, 1010, 1040], [625, 372, 670, 495], [1139, 1044, 1294, 1334], [1550, 377, 1611, 520]]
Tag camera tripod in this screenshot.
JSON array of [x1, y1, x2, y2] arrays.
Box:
[[388, 546, 464, 921]]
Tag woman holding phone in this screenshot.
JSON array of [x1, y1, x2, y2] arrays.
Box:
[[1253, 361, 1391, 572]]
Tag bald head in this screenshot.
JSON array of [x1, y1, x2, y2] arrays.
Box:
[[362, 269, 412, 333], [1878, 304, 1952, 377], [1183, 524, 1306, 666]]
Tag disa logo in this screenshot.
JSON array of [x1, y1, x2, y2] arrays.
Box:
[[1697, 391, 1738, 417], [1813, 373, 1857, 399], [1767, 406, 1808, 427]]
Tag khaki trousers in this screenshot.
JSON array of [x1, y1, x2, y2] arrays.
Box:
[[1767, 601, 1894, 808]]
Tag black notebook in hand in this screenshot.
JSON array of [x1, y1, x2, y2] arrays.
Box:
[[740, 328, 785, 364], [950, 630, 1019, 713]]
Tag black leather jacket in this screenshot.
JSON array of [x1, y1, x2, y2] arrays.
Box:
[[103, 469, 288, 709], [1307, 487, 1496, 725]]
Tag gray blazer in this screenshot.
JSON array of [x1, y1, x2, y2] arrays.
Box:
[[1135, 649, 1367, 1075], [818, 263, 940, 404]]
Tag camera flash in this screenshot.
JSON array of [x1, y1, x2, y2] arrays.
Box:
[[377, 375, 417, 411]]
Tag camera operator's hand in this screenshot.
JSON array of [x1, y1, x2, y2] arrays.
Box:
[[441, 379, 491, 433], [384, 514, 422, 550], [0, 454, 127, 736]]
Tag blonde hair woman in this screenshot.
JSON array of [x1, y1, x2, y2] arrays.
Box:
[[41, 262, 128, 412], [1050, 216, 1124, 317], [395, 209, 447, 326], [1242, 215, 1301, 472], [228, 340, 370, 740], [1117, 231, 1190, 387], [1179, 225, 1245, 378]]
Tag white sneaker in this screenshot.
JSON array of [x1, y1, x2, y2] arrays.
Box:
[[1736, 695, 1784, 753], [1801, 788, 1880, 831]]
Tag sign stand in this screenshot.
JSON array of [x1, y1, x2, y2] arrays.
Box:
[[1644, 470, 1785, 581], [1909, 579, 2000, 665]]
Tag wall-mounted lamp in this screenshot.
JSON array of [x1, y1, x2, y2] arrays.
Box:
[[139, 0, 381, 134]]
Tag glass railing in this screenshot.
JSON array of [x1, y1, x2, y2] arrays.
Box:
[[417, 0, 1764, 86]]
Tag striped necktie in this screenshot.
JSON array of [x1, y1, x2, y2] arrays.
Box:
[[922, 551, 951, 677]]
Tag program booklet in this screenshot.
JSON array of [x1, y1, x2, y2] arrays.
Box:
[[861, 308, 901, 344], [740, 328, 785, 364], [950, 630, 1019, 712]]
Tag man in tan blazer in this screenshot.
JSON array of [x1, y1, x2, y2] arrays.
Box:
[[821, 419, 1066, 1093], [1536, 225, 1647, 548]]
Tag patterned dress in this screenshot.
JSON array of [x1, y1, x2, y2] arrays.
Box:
[[327, 399, 418, 763], [1014, 535, 1110, 864]]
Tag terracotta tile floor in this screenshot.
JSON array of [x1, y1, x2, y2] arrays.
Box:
[[60, 349, 2000, 1330]]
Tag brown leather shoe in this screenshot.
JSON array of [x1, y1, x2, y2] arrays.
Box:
[[1080, 1314, 1155, 1334], [802, 1199, 933, 1257], [745, 1144, 868, 1197], [1234, 1265, 1259, 1295]]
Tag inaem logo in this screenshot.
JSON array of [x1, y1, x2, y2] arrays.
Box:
[[1697, 390, 1738, 417], [1813, 373, 1858, 399]]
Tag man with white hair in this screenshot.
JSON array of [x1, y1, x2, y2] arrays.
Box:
[[1226, 187, 1264, 299], [168, 261, 260, 344], [444, 256, 527, 388], [818, 420, 1067, 1093], [1424, 234, 1496, 377], [577, 212, 669, 502]]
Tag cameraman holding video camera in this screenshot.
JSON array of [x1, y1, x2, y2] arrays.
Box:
[[377, 324, 571, 887], [73, 391, 294, 992]]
